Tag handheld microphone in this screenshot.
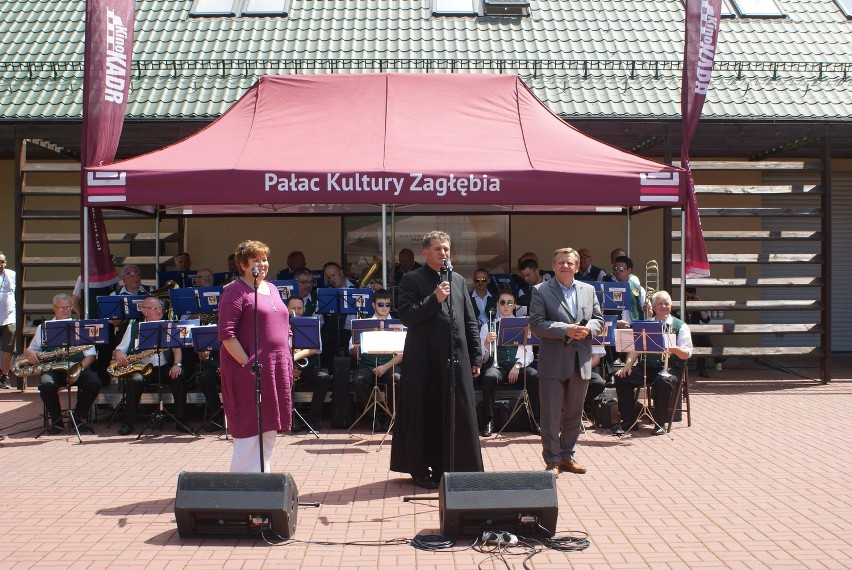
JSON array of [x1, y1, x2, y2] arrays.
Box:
[[251, 266, 260, 278]]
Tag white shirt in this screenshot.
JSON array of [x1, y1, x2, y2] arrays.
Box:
[[0, 269, 16, 326]]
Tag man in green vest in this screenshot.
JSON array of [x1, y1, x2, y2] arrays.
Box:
[[613, 291, 693, 436]]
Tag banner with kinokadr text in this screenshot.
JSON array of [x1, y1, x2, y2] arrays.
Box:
[[680, 0, 722, 278], [80, 0, 135, 291]]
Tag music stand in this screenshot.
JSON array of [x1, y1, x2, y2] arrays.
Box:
[[493, 316, 540, 437], [350, 330, 406, 448], [268, 280, 297, 301], [291, 316, 322, 438], [197, 286, 224, 323], [617, 321, 674, 434], [190, 325, 228, 437], [35, 319, 109, 442], [169, 288, 200, 319], [135, 320, 195, 438], [97, 295, 146, 321]]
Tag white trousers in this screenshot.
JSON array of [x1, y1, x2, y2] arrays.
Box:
[[230, 430, 277, 472]]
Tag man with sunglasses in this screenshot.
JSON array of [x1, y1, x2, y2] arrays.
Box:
[[477, 290, 540, 436], [470, 268, 497, 328], [611, 256, 645, 327], [349, 289, 402, 431]]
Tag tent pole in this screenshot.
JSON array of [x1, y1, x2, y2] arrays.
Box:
[[381, 204, 388, 288], [155, 208, 161, 284], [83, 207, 90, 319], [626, 209, 632, 257], [680, 208, 686, 318]]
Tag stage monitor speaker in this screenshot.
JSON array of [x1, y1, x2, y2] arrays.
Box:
[[175, 471, 298, 539], [439, 471, 557, 538], [331, 356, 352, 428]]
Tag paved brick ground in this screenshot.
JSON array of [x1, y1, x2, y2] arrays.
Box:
[[1, 356, 850, 569]]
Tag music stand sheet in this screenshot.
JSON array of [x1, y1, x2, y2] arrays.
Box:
[[173, 320, 200, 347], [137, 320, 183, 350], [592, 315, 618, 346], [169, 288, 200, 316], [317, 288, 345, 314], [191, 325, 221, 352], [615, 321, 674, 353], [97, 295, 146, 320], [212, 272, 231, 286], [344, 289, 373, 316], [269, 280, 296, 301], [197, 287, 224, 315], [360, 331, 406, 355], [600, 281, 629, 311], [497, 316, 540, 346], [44, 319, 110, 346], [351, 318, 404, 344], [291, 316, 321, 350], [489, 273, 517, 295]]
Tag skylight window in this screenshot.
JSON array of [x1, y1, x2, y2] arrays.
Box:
[[190, 0, 290, 17], [835, 0, 852, 18], [483, 0, 531, 17], [729, 0, 786, 17], [432, 0, 478, 15]]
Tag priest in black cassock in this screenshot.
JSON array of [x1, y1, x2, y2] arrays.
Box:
[[390, 230, 483, 489]]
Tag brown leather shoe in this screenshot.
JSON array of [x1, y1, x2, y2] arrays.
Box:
[[558, 459, 587, 474], [544, 462, 560, 478]]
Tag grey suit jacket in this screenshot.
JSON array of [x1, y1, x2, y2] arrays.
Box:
[[529, 277, 604, 380]]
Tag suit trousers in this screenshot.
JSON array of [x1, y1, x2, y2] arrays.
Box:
[[538, 363, 589, 464]]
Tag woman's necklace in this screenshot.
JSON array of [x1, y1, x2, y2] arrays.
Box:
[[260, 282, 277, 312]]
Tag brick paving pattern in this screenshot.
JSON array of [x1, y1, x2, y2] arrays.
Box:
[[1, 357, 850, 569]]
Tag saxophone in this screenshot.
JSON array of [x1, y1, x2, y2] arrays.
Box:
[[107, 349, 164, 378], [12, 345, 93, 380]]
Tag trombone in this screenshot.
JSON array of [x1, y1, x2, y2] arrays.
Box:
[[644, 260, 659, 319]]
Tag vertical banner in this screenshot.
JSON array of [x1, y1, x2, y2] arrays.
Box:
[[680, 0, 721, 278], [80, 0, 135, 288]]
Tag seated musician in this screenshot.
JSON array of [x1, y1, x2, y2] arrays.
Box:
[[287, 295, 331, 433], [583, 348, 607, 424], [25, 294, 103, 434], [348, 289, 402, 431], [477, 289, 540, 437], [112, 296, 189, 435], [193, 268, 215, 288], [613, 290, 693, 436], [195, 347, 222, 432]]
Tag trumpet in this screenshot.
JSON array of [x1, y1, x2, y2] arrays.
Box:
[[488, 310, 499, 369]]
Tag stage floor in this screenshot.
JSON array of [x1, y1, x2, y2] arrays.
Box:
[[1, 356, 850, 569]]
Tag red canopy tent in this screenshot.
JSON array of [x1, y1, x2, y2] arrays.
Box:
[[84, 73, 686, 214]]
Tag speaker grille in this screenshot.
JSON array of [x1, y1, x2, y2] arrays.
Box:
[[444, 471, 553, 493], [178, 472, 288, 493]]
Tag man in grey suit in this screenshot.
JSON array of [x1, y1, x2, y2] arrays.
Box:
[[530, 247, 604, 477]]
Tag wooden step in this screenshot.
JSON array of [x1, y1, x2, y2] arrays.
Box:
[[21, 210, 149, 220], [22, 232, 178, 244], [671, 230, 822, 241], [693, 184, 821, 195], [21, 280, 77, 290], [21, 185, 81, 196], [672, 253, 822, 264], [22, 256, 171, 267], [692, 346, 820, 357], [22, 303, 54, 314], [684, 300, 821, 310], [673, 277, 822, 287], [690, 323, 821, 334], [20, 162, 80, 173], [673, 208, 821, 217]]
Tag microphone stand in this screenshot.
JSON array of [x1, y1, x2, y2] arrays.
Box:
[[443, 260, 457, 475], [252, 269, 265, 473]]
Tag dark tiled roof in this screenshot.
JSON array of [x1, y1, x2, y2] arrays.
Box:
[[1, 0, 850, 120]]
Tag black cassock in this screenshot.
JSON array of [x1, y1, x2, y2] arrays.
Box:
[[390, 264, 484, 477]]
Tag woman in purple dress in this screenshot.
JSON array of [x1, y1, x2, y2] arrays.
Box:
[[218, 240, 293, 472]]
